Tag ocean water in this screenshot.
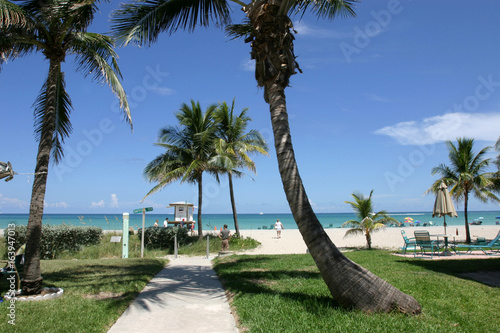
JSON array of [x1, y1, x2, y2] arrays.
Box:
[[1, 211, 499, 231]]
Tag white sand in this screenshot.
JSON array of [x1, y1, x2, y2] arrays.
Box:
[[237, 225, 500, 255]]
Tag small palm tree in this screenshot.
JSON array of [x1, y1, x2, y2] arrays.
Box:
[[143, 100, 217, 240], [212, 99, 269, 237], [342, 190, 397, 249], [1, 0, 131, 295], [430, 137, 499, 243]]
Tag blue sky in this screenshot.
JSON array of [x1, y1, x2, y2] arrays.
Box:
[[1, 0, 500, 215]]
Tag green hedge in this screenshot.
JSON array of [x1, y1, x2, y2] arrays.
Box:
[[138, 226, 188, 251], [3, 225, 103, 259]]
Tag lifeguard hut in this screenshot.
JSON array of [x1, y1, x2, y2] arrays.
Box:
[[166, 201, 195, 227]]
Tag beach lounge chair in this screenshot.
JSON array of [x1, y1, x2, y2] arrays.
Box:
[[453, 230, 500, 255], [414, 230, 442, 259], [400, 230, 417, 254]]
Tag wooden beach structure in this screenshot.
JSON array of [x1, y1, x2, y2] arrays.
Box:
[[166, 201, 195, 227]]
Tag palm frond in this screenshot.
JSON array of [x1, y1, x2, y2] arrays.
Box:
[[0, 0, 30, 27], [111, 0, 232, 46], [71, 31, 132, 129], [290, 0, 358, 19], [33, 68, 73, 164]]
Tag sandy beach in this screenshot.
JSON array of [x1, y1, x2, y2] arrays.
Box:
[[238, 225, 500, 255]]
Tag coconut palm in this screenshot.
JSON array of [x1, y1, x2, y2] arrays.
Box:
[[212, 99, 269, 237], [430, 137, 499, 243], [111, 0, 421, 313], [0, 0, 131, 295], [342, 190, 397, 249], [143, 100, 217, 240]]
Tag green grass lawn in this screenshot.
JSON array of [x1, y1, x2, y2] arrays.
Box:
[[0, 232, 259, 332], [0, 258, 167, 333], [214, 251, 500, 333]]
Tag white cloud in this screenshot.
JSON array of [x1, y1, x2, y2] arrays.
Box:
[[110, 194, 119, 208], [91, 200, 105, 208], [375, 112, 500, 145], [293, 21, 350, 39], [364, 93, 391, 102], [0, 193, 28, 209], [151, 86, 175, 96], [242, 59, 255, 72], [44, 201, 69, 208]]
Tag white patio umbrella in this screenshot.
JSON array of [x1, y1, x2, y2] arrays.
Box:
[[432, 181, 458, 235]]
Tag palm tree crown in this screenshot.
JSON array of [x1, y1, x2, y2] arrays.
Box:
[[144, 100, 218, 239], [212, 99, 269, 236], [430, 137, 499, 243]]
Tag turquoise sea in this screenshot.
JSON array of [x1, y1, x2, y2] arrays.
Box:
[[1, 211, 499, 231]]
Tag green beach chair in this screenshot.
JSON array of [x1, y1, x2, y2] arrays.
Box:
[[414, 230, 442, 259], [400, 230, 417, 255], [453, 230, 500, 255]]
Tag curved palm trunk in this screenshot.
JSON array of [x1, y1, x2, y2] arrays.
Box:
[[197, 174, 203, 240], [23, 59, 61, 295], [247, 0, 421, 313], [267, 83, 420, 313], [228, 173, 240, 237]]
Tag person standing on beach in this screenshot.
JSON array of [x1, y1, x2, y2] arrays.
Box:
[[219, 224, 232, 251], [163, 218, 168, 227], [274, 219, 284, 238], [154, 220, 159, 227]]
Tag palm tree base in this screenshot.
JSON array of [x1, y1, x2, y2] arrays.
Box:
[[21, 277, 43, 295]]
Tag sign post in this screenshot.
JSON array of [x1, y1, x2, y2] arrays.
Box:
[[122, 212, 129, 258], [134, 207, 153, 258]]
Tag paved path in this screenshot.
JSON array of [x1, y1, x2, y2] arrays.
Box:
[[108, 256, 238, 333]]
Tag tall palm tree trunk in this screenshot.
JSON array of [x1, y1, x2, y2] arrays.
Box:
[[197, 174, 203, 240], [464, 192, 471, 243], [267, 82, 421, 313], [228, 173, 240, 237], [23, 60, 61, 295]]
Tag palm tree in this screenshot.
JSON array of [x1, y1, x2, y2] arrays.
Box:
[[0, 0, 131, 295], [111, 0, 421, 313], [430, 137, 499, 243], [342, 190, 397, 249], [212, 99, 269, 237], [143, 100, 217, 240]]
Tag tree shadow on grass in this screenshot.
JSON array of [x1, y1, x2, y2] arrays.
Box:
[[214, 256, 345, 313], [38, 259, 166, 309], [396, 257, 500, 287]]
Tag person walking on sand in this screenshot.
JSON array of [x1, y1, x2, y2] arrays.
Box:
[[274, 219, 284, 238], [219, 224, 232, 251]]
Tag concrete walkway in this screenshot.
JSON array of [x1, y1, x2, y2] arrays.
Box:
[[108, 256, 238, 333]]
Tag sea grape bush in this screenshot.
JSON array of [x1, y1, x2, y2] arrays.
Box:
[[138, 226, 188, 251], [3, 225, 102, 259]]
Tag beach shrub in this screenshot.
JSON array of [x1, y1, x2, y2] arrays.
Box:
[[3, 225, 103, 259], [138, 226, 188, 252]]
